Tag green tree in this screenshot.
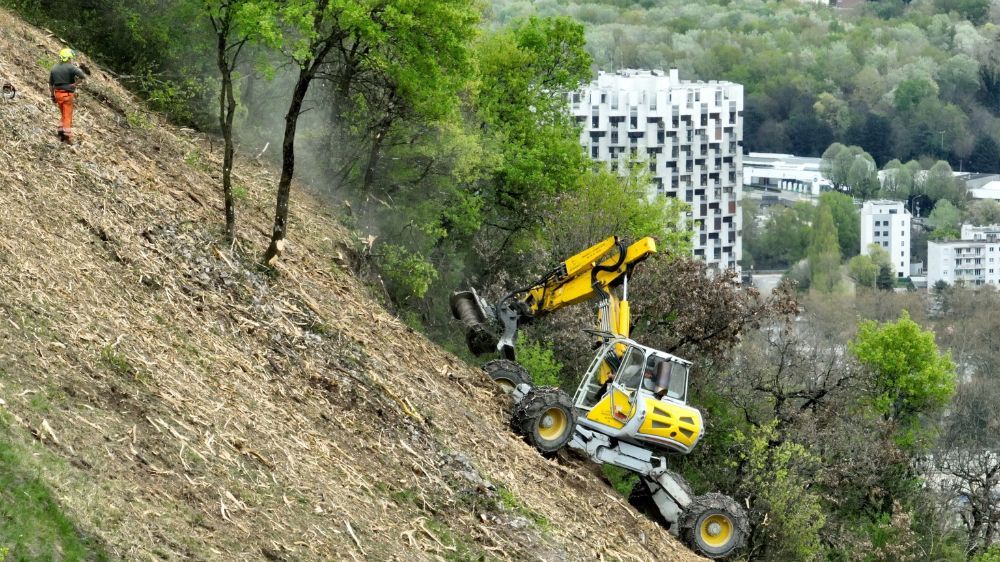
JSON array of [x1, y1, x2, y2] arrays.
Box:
[[894, 77, 939, 115], [849, 311, 956, 425], [750, 203, 814, 269], [264, 0, 479, 265], [473, 16, 592, 259], [924, 160, 965, 207], [820, 143, 850, 190], [965, 199, 1000, 225], [968, 135, 1000, 173], [808, 203, 842, 293], [207, 0, 280, 241], [820, 192, 860, 258], [876, 264, 895, 291], [848, 254, 877, 288], [928, 199, 962, 239], [735, 423, 825, 562], [545, 165, 692, 261]]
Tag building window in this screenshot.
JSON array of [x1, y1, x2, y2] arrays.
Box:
[[591, 146, 598, 158], [592, 116, 599, 128]]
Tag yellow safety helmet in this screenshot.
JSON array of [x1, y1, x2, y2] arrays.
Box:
[[59, 48, 75, 62]]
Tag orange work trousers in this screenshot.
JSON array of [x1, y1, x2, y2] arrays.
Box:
[[53, 90, 76, 140]]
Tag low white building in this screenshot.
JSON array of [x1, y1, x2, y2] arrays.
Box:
[[927, 226, 1000, 287], [861, 200, 910, 278], [743, 152, 830, 196], [968, 180, 1000, 201]]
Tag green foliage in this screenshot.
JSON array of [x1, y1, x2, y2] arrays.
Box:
[[821, 143, 878, 200], [377, 243, 438, 303], [495, 486, 550, 530], [125, 110, 151, 130], [808, 202, 843, 293], [545, 165, 692, 259], [99, 345, 134, 377], [849, 254, 878, 288], [965, 199, 1000, 226], [820, 192, 860, 258], [747, 202, 814, 270], [849, 311, 956, 425], [515, 333, 563, 388], [927, 199, 962, 237], [974, 544, 1000, 562], [734, 422, 825, 562], [601, 464, 639, 497], [473, 16, 592, 240]]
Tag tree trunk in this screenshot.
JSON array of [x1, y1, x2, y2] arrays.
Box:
[[215, 15, 238, 241], [263, 67, 312, 266], [362, 118, 391, 192]]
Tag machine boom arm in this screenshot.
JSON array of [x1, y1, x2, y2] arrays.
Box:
[[450, 236, 657, 359]]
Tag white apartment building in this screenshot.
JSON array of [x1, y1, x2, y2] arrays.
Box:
[[743, 152, 830, 197], [927, 225, 1000, 287], [569, 69, 743, 271], [860, 200, 910, 278]]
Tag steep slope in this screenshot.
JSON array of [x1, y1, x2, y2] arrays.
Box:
[[0, 9, 704, 562]]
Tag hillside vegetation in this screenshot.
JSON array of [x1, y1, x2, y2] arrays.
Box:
[[493, 0, 1000, 169], [0, 9, 704, 561]]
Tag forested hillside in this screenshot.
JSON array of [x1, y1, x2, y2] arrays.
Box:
[[493, 0, 1000, 170]]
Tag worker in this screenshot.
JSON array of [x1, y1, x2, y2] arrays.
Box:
[[48, 48, 86, 145]]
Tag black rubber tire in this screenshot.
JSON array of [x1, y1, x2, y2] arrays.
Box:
[[510, 387, 576, 454], [629, 471, 693, 526], [679, 493, 749, 560], [483, 359, 532, 393]]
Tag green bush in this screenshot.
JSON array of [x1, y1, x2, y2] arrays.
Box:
[[515, 333, 563, 387]]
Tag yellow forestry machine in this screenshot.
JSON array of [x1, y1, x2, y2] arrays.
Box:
[[450, 236, 748, 559]]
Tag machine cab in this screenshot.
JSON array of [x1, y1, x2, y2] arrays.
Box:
[[572, 334, 704, 453]]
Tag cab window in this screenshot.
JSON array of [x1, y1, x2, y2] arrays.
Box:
[[643, 355, 688, 401], [616, 347, 646, 389]]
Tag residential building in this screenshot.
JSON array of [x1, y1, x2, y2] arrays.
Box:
[[860, 200, 910, 278], [742, 152, 829, 197], [569, 69, 744, 271], [927, 225, 1000, 287]]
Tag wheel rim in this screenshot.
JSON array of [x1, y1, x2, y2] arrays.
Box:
[[537, 407, 568, 441], [699, 513, 734, 549], [494, 378, 516, 393]]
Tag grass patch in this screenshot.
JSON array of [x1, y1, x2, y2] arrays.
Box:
[[183, 149, 210, 173], [423, 518, 485, 562], [389, 487, 420, 505], [232, 184, 249, 201], [36, 55, 56, 70], [99, 345, 132, 375], [0, 417, 110, 561], [125, 111, 151, 130], [496, 486, 550, 531]]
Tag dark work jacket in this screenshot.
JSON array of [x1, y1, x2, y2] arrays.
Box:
[[49, 62, 86, 93]]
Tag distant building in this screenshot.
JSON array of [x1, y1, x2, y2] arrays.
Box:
[[742, 152, 829, 197], [569, 69, 744, 272], [967, 178, 1000, 201], [860, 200, 910, 278], [927, 225, 1000, 287]]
